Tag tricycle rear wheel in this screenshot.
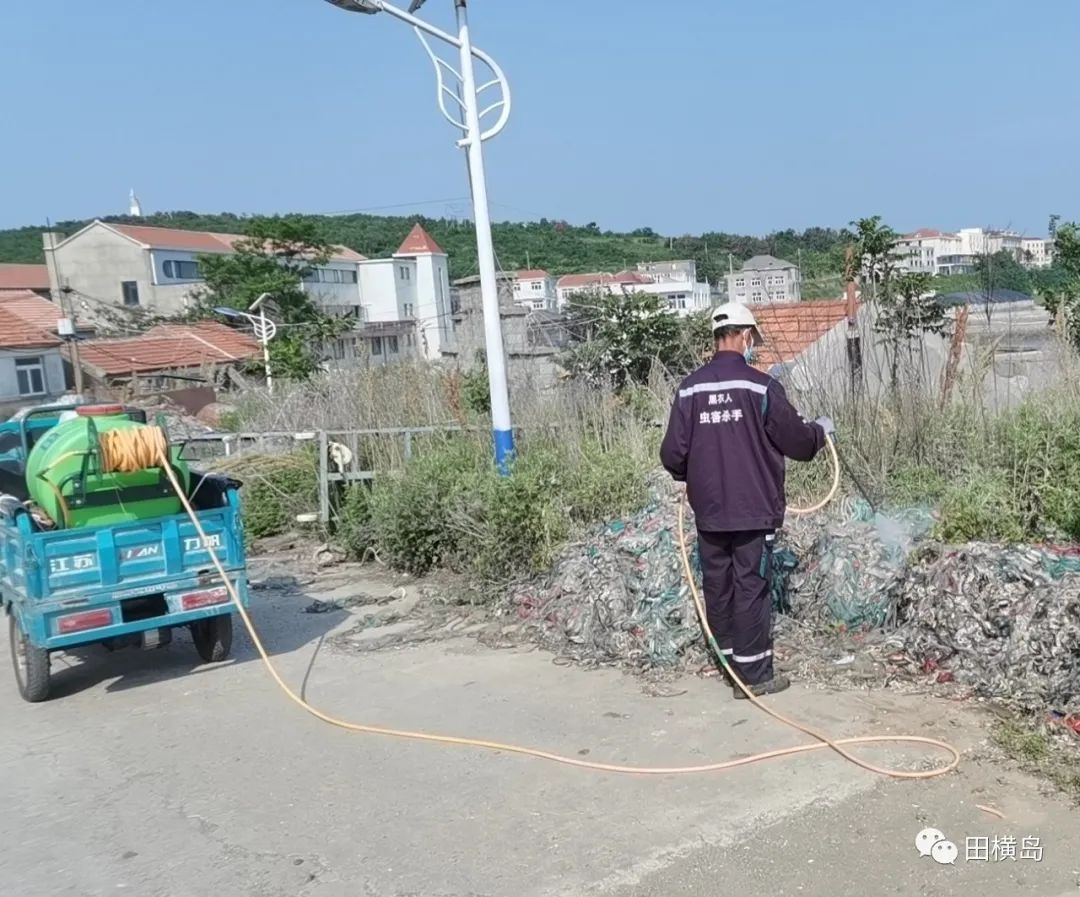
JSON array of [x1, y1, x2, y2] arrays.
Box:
[[191, 614, 233, 663], [8, 613, 50, 702]]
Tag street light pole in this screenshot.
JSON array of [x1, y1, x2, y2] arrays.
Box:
[[215, 295, 278, 394], [453, 1, 512, 469], [321, 0, 515, 471], [250, 293, 275, 396]]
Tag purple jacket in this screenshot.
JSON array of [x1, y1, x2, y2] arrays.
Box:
[[660, 351, 826, 532]]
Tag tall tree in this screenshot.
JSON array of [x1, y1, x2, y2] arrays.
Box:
[[562, 290, 683, 389], [875, 271, 949, 388], [195, 215, 347, 380], [1041, 222, 1080, 345], [973, 250, 1033, 297], [850, 216, 900, 301]]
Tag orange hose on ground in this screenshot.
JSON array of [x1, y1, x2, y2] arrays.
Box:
[[104, 427, 961, 779]]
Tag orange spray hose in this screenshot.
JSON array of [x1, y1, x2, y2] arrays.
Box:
[[103, 427, 960, 779]]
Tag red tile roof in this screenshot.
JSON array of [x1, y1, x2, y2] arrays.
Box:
[[396, 223, 445, 256], [112, 223, 242, 253], [73, 321, 261, 376], [0, 264, 50, 291], [612, 270, 654, 284], [0, 290, 68, 333], [0, 305, 62, 349], [556, 272, 616, 290], [516, 269, 551, 280], [753, 300, 852, 368], [108, 222, 364, 263]]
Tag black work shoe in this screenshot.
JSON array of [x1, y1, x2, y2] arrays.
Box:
[[733, 674, 791, 700]]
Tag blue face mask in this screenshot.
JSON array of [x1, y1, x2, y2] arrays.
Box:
[[743, 338, 755, 364]]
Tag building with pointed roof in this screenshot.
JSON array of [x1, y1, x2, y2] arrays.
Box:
[[353, 222, 452, 360]]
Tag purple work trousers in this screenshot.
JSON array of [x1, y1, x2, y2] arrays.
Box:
[[696, 529, 775, 686]]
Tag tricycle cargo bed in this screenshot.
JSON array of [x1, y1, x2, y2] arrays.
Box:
[[0, 403, 251, 702], [1, 502, 249, 652]]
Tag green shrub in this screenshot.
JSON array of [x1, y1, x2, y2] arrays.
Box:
[[464, 446, 572, 582], [995, 401, 1080, 539], [936, 472, 1028, 543], [335, 431, 653, 586], [336, 483, 373, 560], [216, 450, 319, 541], [566, 439, 648, 523], [885, 462, 947, 506], [366, 437, 486, 574]]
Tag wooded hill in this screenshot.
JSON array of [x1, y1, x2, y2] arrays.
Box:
[[0, 211, 852, 298]]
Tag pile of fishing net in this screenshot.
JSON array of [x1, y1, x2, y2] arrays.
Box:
[[501, 487, 1080, 709], [897, 544, 1080, 707]]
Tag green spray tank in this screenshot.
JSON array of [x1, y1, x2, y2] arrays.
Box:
[[24, 405, 191, 529]]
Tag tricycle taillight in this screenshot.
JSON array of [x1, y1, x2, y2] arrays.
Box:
[[56, 608, 114, 635], [180, 587, 230, 611]]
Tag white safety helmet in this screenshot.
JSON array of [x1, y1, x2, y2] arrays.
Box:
[[711, 302, 763, 344]]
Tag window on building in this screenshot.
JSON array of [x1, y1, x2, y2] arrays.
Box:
[[531, 282, 542, 291], [751, 291, 763, 302], [403, 303, 414, 317], [399, 266, 411, 281], [332, 340, 346, 360], [351, 305, 363, 319], [121, 281, 140, 307], [387, 335, 400, 354], [302, 270, 320, 284], [15, 357, 46, 396], [735, 278, 745, 287], [371, 337, 383, 356], [751, 278, 761, 287], [163, 260, 200, 280]]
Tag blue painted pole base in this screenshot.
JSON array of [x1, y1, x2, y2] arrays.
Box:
[[493, 428, 515, 475]]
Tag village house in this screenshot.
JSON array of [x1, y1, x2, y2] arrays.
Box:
[[511, 269, 558, 310], [725, 255, 802, 304], [0, 306, 67, 413], [70, 321, 262, 394], [0, 263, 51, 297], [554, 260, 711, 315]]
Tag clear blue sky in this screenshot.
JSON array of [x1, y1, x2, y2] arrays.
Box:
[[2, 0, 1077, 237]]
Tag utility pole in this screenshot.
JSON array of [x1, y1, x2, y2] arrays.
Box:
[[43, 228, 84, 396], [844, 244, 862, 396], [59, 287, 84, 395]]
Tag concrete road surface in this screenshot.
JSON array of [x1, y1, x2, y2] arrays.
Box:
[[1, 568, 1077, 897]]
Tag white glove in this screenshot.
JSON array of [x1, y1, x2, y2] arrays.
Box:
[[815, 416, 835, 437]]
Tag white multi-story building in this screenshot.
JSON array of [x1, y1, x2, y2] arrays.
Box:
[[1021, 236, 1055, 268], [892, 229, 970, 276], [554, 260, 711, 316], [512, 269, 558, 310], [725, 255, 801, 304], [357, 224, 452, 359], [895, 227, 1053, 275]]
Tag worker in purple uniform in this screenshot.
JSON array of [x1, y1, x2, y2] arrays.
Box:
[[660, 303, 833, 698]]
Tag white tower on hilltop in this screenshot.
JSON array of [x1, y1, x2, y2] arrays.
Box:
[[129, 189, 143, 217]]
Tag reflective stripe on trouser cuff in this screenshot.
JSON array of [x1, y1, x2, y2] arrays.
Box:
[[732, 649, 772, 663], [718, 648, 733, 655]]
